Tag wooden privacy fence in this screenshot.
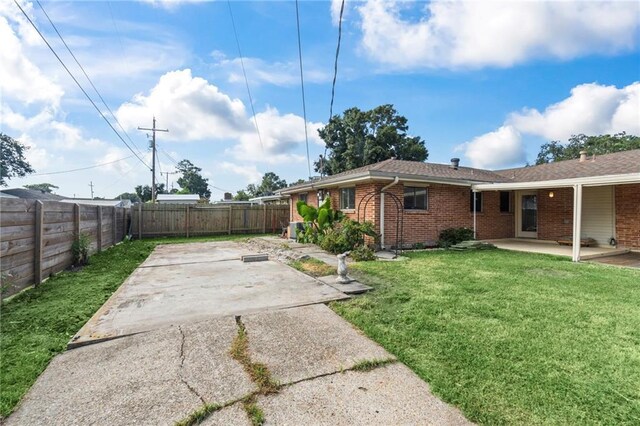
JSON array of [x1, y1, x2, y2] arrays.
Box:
[[131, 203, 289, 238], [0, 198, 130, 298]]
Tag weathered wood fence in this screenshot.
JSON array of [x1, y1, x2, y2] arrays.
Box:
[[1, 198, 129, 298], [131, 203, 289, 238]]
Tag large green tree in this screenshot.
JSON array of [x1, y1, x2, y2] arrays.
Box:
[[535, 133, 640, 164], [24, 183, 58, 193], [115, 192, 141, 203], [314, 104, 428, 175], [242, 172, 287, 198], [176, 159, 210, 199], [1, 134, 35, 186], [135, 184, 165, 203]]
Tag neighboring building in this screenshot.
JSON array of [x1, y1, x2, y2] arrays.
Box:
[[60, 198, 132, 208], [0, 188, 68, 201], [156, 194, 200, 204], [248, 195, 289, 205], [279, 150, 640, 259]]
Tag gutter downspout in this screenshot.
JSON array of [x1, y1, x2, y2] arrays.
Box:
[[473, 189, 477, 240], [380, 177, 400, 249]]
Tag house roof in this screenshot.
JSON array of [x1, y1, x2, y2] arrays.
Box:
[[157, 194, 200, 201], [495, 149, 640, 182], [280, 159, 506, 194], [60, 199, 132, 208], [0, 188, 68, 200], [280, 150, 640, 194]]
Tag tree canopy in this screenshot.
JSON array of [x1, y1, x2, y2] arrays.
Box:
[[1, 134, 35, 186], [176, 159, 210, 199], [314, 105, 428, 176], [135, 184, 165, 203], [24, 183, 58, 193], [115, 192, 141, 203], [236, 172, 287, 200], [535, 133, 640, 165]]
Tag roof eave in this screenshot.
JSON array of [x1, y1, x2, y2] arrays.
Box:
[[472, 172, 640, 191]]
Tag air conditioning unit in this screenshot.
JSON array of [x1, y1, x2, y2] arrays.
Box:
[[289, 222, 305, 240]]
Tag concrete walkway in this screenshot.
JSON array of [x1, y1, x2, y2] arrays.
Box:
[[8, 241, 472, 425]]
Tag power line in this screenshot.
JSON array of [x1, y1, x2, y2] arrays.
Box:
[[31, 155, 135, 176], [227, 0, 264, 152], [322, 0, 345, 177], [295, 0, 311, 179], [13, 0, 151, 170], [36, 0, 146, 159]]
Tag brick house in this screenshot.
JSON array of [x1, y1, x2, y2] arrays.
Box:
[[278, 149, 640, 261]]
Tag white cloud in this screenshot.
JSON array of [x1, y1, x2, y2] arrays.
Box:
[[0, 16, 64, 106], [358, 0, 640, 70], [458, 82, 640, 168], [116, 69, 324, 164], [219, 162, 263, 184], [211, 53, 329, 87]]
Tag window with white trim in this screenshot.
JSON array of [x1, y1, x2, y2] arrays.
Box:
[[340, 187, 355, 210]]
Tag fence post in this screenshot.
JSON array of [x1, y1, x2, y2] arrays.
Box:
[[97, 206, 102, 252], [123, 207, 128, 240], [185, 205, 190, 238], [262, 204, 267, 233], [228, 206, 233, 235], [34, 200, 44, 286], [112, 207, 117, 246], [138, 203, 142, 240], [74, 203, 80, 239]]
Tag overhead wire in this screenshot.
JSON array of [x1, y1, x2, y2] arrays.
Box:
[[13, 0, 151, 170], [30, 155, 135, 176], [227, 0, 264, 152], [36, 0, 146, 159], [294, 0, 312, 179], [322, 0, 345, 177]]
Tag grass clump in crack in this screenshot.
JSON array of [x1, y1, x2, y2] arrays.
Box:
[[174, 403, 224, 426], [351, 358, 396, 372], [230, 317, 279, 394], [289, 257, 336, 277], [243, 396, 265, 426]]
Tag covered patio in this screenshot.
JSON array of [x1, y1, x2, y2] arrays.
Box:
[[485, 238, 629, 260]]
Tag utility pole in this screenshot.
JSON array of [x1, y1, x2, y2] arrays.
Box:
[[138, 117, 168, 203], [161, 171, 178, 192], [88, 181, 94, 199]]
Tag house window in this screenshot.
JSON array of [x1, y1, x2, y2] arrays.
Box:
[[499, 191, 511, 213], [340, 188, 355, 210], [470, 191, 483, 212], [404, 187, 428, 210], [298, 193, 307, 203]]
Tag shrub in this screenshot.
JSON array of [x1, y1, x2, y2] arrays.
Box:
[[296, 198, 343, 244], [437, 227, 474, 248], [350, 245, 376, 262], [319, 218, 379, 255], [72, 232, 91, 266]]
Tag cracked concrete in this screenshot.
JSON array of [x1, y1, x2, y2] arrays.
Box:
[[242, 304, 393, 385]]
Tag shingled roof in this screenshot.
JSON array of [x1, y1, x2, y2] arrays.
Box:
[[495, 149, 640, 182]]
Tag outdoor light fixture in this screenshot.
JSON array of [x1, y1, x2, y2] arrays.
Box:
[[549, 191, 554, 198]]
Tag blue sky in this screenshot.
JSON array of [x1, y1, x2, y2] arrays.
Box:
[[2, 0, 639, 199]]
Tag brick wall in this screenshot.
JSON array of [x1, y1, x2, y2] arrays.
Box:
[[615, 183, 640, 249], [537, 187, 574, 241]]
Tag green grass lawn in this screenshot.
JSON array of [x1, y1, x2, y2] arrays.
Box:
[[0, 234, 262, 418], [330, 249, 640, 425]]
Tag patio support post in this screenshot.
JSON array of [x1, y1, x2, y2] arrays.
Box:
[[473, 189, 477, 240], [572, 184, 583, 262], [380, 177, 399, 249]]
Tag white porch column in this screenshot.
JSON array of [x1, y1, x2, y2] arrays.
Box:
[[572, 184, 583, 262]]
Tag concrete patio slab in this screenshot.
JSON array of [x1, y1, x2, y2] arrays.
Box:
[[258, 363, 472, 426], [200, 403, 251, 426], [487, 238, 627, 259], [317, 275, 373, 294], [139, 241, 246, 267], [242, 304, 393, 385], [70, 243, 348, 347], [7, 318, 255, 426], [589, 251, 640, 268]]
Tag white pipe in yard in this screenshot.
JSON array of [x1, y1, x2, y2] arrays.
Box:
[[380, 177, 400, 249]]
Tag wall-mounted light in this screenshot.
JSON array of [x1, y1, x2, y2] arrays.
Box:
[[549, 191, 554, 198]]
